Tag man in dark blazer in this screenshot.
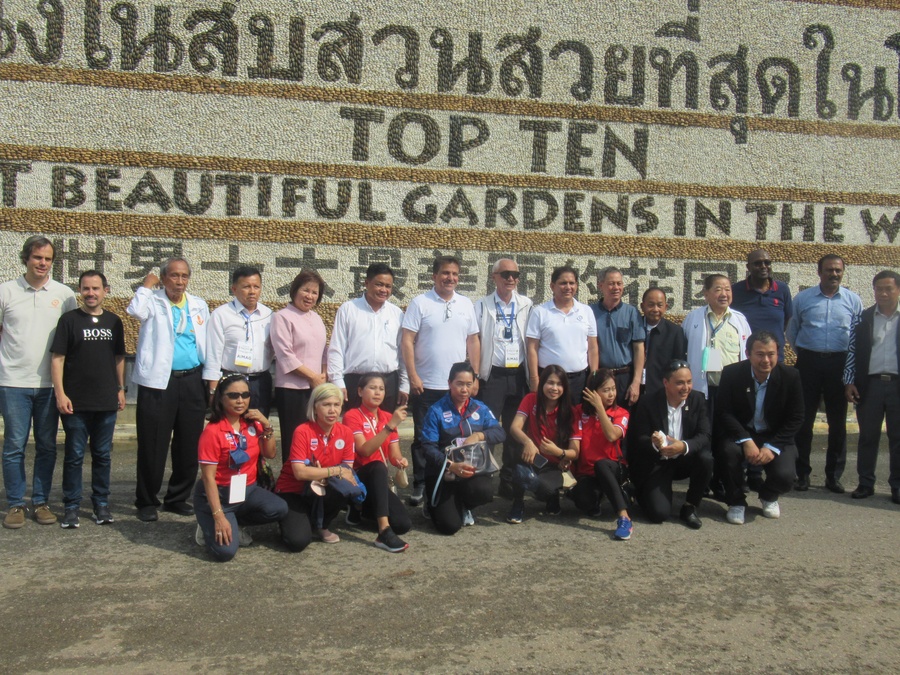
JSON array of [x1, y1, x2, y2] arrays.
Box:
[[844, 270, 900, 504], [640, 288, 688, 397], [715, 330, 804, 524], [627, 359, 712, 529]]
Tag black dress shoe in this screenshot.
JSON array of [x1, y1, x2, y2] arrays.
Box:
[[851, 485, 875, 499], [795, 475, 810, 491], [136, 506, 158, 522], [824, 477, 845, 494], [892, 489, 900, 505], [679, 504, 702, 530], [161, 501, 195, 516]]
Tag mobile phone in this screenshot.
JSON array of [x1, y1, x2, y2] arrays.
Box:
[[532, 454, 549, 469]]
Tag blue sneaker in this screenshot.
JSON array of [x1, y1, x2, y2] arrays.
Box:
[[506, 499, 525, 524], [614, 516, 633, 540]]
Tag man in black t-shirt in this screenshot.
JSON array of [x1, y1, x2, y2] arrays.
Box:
[[50, 271, 126, 528]]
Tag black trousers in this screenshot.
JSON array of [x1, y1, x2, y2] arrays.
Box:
[[570, 459, 629, 514], [275, 387, 312, 465], [855, 377, 900, 490], [478, 365, 527, 485], [794, 349, 848, 481], [356, 461, 412, 534], [134, 370, 204, 509], [425, 473, 493, 535], [343, 371, 400, 415], [511, 463, 563, 502], [716, 438, 797, 506], [278, 486, 348, 552], [409, 388, 447, 489], [610, 367, 633, 409], [223, 370, 273, 419], [634, 451, 713, 523]]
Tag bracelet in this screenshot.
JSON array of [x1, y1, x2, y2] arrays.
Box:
[[211, 508, 222, 516], [559, 449, 567, 459], [386, 425, 396, 433]]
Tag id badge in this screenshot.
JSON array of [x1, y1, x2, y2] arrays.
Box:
[[703, 346, 724, 372], [641, 368, 646, 385], [504, 341, 520, 368], [234, 341, 253, 368], [229, 473, 247, 503]]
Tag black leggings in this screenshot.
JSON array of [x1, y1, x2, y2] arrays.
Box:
[[569, 459, 628, 514], [277, 486, 348, 552], [356, 462, 412, 534], [425, 474, 493, 535], [511, 463, 563, 502]]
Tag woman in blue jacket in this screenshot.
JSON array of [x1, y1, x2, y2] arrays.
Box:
[[420, 362, 505, 534]]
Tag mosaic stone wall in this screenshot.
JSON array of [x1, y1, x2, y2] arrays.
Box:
[[0, 0, 897, 351]]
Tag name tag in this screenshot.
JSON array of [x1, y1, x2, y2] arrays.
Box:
[[702, 346, 724, 372], [229, 473, 247, 503], [234, 341, 253, 369], [504, 341, 520, 368]]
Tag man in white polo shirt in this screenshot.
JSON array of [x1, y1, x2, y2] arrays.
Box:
[[401, 255, 480, 505], [526, 265, 599, 404], [328, 262, 408, 413], [1, 235, 77, 529], [204, 266, 274, 416]]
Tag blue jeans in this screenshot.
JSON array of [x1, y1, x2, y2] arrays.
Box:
[[0, 387, 59, 508], [61, 410, 117, 511]]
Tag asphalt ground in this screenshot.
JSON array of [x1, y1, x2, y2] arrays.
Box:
[[1, 427, 898, 674]]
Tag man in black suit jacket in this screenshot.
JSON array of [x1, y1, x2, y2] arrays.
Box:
[[640, 288, 688, 397], [627, 359, 712, 529], [715, 331, 804, 524], [844, 270, 900, 504]]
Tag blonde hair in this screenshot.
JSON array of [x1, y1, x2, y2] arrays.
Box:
[[306, 383, 343, 419]]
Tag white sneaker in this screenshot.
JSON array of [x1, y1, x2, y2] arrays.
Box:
[[462, 509, 475, 526], [760, 499, 780, 519], [726, 505, 745, 525], [239, 526, 253, 546], [195, 524, 205, 546]]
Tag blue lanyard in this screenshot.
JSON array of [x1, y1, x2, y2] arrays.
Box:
[[707, 315, 726, 345]]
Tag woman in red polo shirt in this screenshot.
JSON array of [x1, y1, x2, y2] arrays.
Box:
[[343, 373, 411, 553], [275, 383, 357, 550], [570, 369, 633, 540], [194, 373, 288, 562], [506, 364, 579, 524]]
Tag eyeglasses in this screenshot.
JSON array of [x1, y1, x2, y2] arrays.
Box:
[[497, 270, 520, 280], [752, 260, 772, 267], [224, 391, 252, 400], [444, 302, 452, 321]]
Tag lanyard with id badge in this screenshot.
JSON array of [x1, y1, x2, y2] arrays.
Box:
[[234, 309, 254, 369], [226, 430, 250, 503], [497, 302, 520, 367], [702, 316, 725, 373]]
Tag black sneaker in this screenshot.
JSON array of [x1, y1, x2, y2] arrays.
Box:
[[93, 505, 114, 525], [545, 493, 561, 515], [60, 509, 80, 529], [374, 527, 409, 553], [345, 505, 362, 526]]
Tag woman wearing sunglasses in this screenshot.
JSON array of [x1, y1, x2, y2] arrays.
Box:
[[194, 373, 287, 562]]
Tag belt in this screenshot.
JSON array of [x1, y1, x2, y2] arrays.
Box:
[[223, 370, 269, 380], [490, 365, 522, 373], [870, 373, 898, 381], [608, 366, 631, 376], [171, 365, 202, 378], [799, 348, 845, 358]]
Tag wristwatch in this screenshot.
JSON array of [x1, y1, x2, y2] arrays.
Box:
[[117, 386, 128, 393]]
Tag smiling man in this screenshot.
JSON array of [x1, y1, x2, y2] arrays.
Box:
[[127, 257, 209, 522], [328, 262, 408, 413], [401, 255, 480, 505], [204, 267, 274, 416], [0, 236, 77, 529], [715, 331, 804, 524], [639, 288, 687, 397], [731, 249, 793, 362], [50, 271, 126, 528], [591, 267, 645, 408]]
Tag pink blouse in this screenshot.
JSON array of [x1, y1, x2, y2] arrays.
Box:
[[270, 303, 327, 389]]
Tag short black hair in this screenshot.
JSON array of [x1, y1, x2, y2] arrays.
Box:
[[641, 287, 667, 303], [817, 254, 845, 273], [366, 263, 394, 280], [873, 270, 900, 287], [78, 270, 109, 288], [448, 361, 475, 382], [550, 265, 579, 284], [663, 359, 692, 380], [231, 266, 262, 284], [746, 330, 779, 352], [703, 273, 731, 290]]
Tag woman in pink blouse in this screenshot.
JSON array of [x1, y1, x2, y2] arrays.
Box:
[[271, 270, 328, 463]]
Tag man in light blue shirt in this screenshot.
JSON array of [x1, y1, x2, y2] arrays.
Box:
[[786, 255, 862, 493]]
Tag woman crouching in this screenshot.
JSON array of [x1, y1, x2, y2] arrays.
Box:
[[194, 373, 288, 562]]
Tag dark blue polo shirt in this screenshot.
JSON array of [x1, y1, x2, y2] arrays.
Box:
[[730, 279, 793, 361], [591, 301, 645, 368]]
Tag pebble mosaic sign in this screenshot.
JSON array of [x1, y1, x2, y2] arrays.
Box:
[[0, 0, 897, 350]]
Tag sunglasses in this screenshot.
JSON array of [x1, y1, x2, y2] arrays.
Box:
[[667, 360, 691, 371], [497, 270, 520, 280], [224, 391, 251, 400]]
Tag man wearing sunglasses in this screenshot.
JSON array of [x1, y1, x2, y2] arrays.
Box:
[[474, 259, 533, 497], [731, 249, 793, 363], [128, 257, 209, 522], [401, 255, 480, 506]]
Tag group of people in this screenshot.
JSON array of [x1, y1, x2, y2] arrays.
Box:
[[1, 236, 898, 561]]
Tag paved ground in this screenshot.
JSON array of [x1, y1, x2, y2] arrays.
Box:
[[1, 431, 898, 674]]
